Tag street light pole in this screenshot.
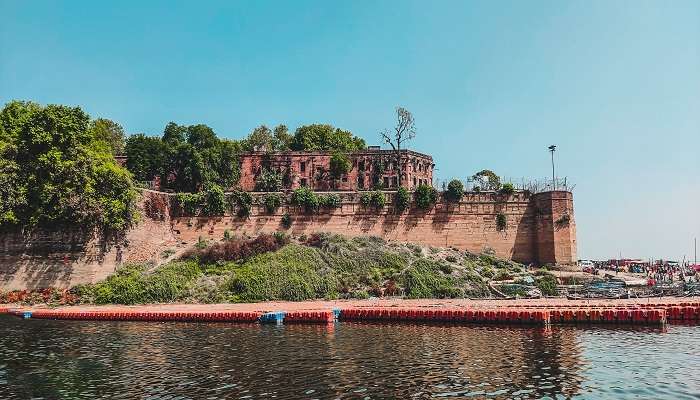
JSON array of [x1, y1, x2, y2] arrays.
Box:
[[548, 145, 556, 190]]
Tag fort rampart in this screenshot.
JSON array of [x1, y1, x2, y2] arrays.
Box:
[[0, 190, 576, 291]]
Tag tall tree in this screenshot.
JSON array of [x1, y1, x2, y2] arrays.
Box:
[[291, 124, 366, 151], [0, 100, 137, 233], [380, 107, 416, 187], [89, 118, 125, 155]]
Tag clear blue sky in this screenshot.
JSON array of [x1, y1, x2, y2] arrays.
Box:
[[2, 1, 698, 261]]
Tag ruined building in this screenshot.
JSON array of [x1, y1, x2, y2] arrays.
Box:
[[238, 146, 434, 192]]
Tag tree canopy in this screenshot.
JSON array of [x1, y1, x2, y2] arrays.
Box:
[[0, 100, 137, 233], [291, 124, 366, 152], [125, 122, 242, 193]]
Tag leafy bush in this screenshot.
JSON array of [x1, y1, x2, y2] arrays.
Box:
[[395, 187, 410, 213], [281, 213, 292, 228], [414, 184, 438, 209], [370, 191, 385, 209], [535, 271, 558, 296], [499, 182, 515, 196], [202, 184, 226, 216], [255, 168, 283, 192], [319, 193, 341, 209], [445, 179, 464, 202], [224, 245, 339, 302], [360, 192, 372, 206], [402, 259, 462, 299], [291, 187, 319, 213], [263, 192, 282, 213], [229, 190, 253, 217], [175, 192, 202, 216], [496, 213, 507, 231]]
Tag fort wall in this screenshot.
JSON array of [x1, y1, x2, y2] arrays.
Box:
[[0, 190, 576, 291]]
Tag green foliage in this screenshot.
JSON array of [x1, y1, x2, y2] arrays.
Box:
[[414, 184, 438, 209], [360, 192, 372, 206], [370, 191, 386, 208], [394, 187, 410, 213], [329, 152, 350, 179], [281, 213, 292, 228], [242, 124, 292, 151], [225, 245, 339, 302], [496, 212, 507, 231], [201, 184, 226, 216], [83, 262, 204, 305], [445, 179, 464, 202], [89, 118, 125, 155], [319, 193, 341, 209], [229, 190, 253, 217], [254, 168, 283, 192], [223, 230, 232, 241], [535, 271, 558, 296], [472, 170, 501, 191], [499, 182, 515, 196], [0, 100, 137, 233], [263, 192, 282, 213], [175, 192, 202, 215], [402, 259, 462, 299], [291, 187, 319, 213], [126, 122, 241, 193], [125, 133, 166, 181], [291, 124, 366, 152]]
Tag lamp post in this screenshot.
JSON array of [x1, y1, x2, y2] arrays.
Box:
[[548, 145, 556, 190]]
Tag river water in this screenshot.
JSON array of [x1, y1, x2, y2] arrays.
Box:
[[0, 315, 698, 399]]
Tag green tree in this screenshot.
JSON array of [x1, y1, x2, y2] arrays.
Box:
[[445, 179, 464, 202], [125, 134, 166, 182], [89, 118, 125, 155], [395, 187, 411, 213], [291, 124, 366, 151], [0, 100, 137, 233], [415, 184, 438, 209], [162, 122, 187, 145], [472, 170, 501, 191]]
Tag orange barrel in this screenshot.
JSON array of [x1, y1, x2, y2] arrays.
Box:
[[576, 309, 588, 323], [616, 309, 631, 323]]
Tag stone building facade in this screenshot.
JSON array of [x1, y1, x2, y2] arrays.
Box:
[[238, 147, 434, 191]]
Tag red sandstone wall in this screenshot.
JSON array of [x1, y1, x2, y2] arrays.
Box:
[[169, 190, 576, 265], [0, 190, 576, 290], [0, 191, 179, 291]]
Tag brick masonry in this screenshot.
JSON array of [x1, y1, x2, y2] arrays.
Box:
[[0, 190, 576, 291]]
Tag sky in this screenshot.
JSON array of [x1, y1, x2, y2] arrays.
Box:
[[1, 0, 698, 261]]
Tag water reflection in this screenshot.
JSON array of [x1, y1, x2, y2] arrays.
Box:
[[0, 316, 696, 399]]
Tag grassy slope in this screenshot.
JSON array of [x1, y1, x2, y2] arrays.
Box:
[[74, 234, 556, 305]]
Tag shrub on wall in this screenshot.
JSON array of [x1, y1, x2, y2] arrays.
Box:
[[415, 184, 438, 209], [329, 152, 350, 180], [319, 193, 341, 209], [445, 179, 464, 202], [263, 192, 282, 214], [229, 190, 253, 217], [496, 212, 507, 231], [281, 213, 292, 229], [291, 187, 319, 213], [202, 184, 226, 216], [360, 192, 372, 206], [370, 191, 386, 209], [395, 187, 411, 213], [499, 182, 515, 196], [175, 192, 202, 216]]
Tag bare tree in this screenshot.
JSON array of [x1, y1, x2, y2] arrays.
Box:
[[380, 107, 416, 187]]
